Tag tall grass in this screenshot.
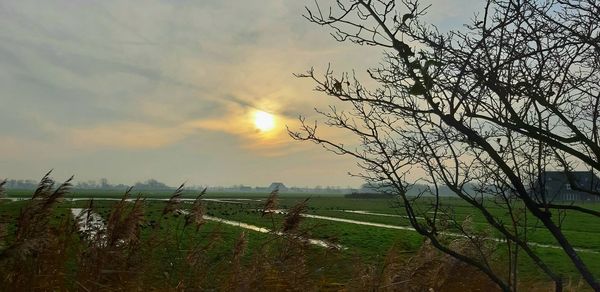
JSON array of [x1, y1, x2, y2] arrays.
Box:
[[0, 174, 574, 291]]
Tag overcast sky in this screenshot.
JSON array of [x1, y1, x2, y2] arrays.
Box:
[[0, 0, 479, 187]]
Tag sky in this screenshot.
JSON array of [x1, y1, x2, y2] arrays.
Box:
[[0, 0, 479, 187]]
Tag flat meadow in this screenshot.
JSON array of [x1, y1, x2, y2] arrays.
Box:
[[1, 187, 599, 290]]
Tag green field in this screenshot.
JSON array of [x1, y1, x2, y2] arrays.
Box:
[[1, 188, 599, 290]]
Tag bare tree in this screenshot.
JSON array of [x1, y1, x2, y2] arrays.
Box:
[[291, 0, 600, 290]]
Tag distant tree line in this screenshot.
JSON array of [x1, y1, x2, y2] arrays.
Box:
[[2, 177, 358, 194], [1, 179, 38, 189], [359, 182, 475, 197], [2, 178, 173, 191]]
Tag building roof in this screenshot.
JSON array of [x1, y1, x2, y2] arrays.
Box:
[[542, 171, 598, 185], [268, 182, 288, 191], [536, 171, 600, 199]]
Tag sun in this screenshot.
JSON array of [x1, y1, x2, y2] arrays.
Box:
[[253, 110, 276, 132]]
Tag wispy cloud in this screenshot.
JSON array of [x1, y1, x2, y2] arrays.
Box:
[[0, 0, 478, 186]]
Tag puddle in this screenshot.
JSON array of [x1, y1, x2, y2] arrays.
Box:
[[272, 210, 599, 254], [71, 208, 107, 242], [340, 209, 424, 219], [178, 210, 342, 250]]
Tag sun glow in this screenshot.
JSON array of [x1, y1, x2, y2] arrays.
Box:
[[253, 110, 276, 132]]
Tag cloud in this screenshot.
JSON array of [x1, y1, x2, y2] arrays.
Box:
[[68, 122, 191, 150], [0, 0, 479, 186], [0, 137, 24, 158], [67, 102, 306, 157]]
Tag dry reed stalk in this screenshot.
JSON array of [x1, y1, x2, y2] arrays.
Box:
[[4, 172, 72, 261], [163, 183, 184, 215], [233, 231, 247, 260], [184, 187, 206, 230], [262, 189, 279, 217], [0, 172, 77, 290], [0, 224, 5, 251], [31, 170, 55, 199], [564, 277, 585, 292], [0, 179, 6, 198], [120, 196, 145, 245], [222, 231, 249, 291], [227, 231, 248, 291], [105, 188, 145, 247], [386, 237, 500, 292], [281, 198, 309, 233], [105, 187, 133, 235], [374, 245, 408, 291], [77, 190, 147, 291], [0, 180, 5, 250]]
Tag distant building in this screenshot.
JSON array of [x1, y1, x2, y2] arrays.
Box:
[[359, 182, 395, 194], [345, 192, 394, 199], [268, 182, 288, 192], [534, 171, 600, 201]]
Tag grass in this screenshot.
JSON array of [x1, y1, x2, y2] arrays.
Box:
[[1, 182, 599, 290]]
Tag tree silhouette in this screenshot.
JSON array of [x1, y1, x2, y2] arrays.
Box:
[[292, 0, 600, 290]]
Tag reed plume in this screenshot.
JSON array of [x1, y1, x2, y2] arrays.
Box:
[[0, 180, 5, 250], [0, 179, 6, 198], [185, 187, 206, 230], [3, 172, 72, 260], [261, 189, 278, 217], [163, 183, 184, 215], [105, 188, 145, 247], [282, 198, 309, 233]]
